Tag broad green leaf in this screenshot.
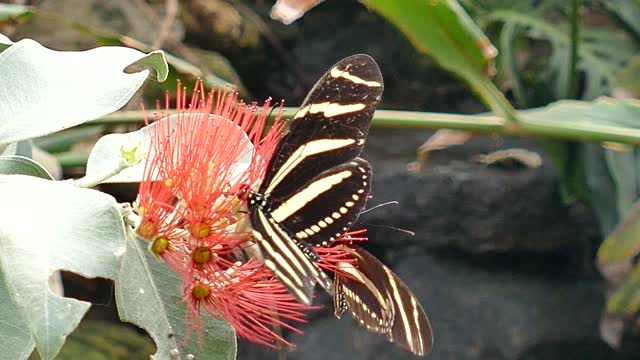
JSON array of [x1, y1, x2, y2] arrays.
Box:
[[360, 0, 516, 121], [116, 233, 236, 360], [607, 262, 640, 314], [582, 143, 619, 236], [598, 200, 640, 266], [0, 39, 169, 145], [361, 0, 494, 79], [0, 175, 126, 360], [520, 98, 640, 144], [602, 0, 640, 38], [0, 155, 52, 179], [481, 11, 637, 100], [604, 145, 637, 217], [81, 115, 253, 185]]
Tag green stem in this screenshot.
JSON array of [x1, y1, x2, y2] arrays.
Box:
[[86, 106, 640, 146], [568, 0, 581, 99]]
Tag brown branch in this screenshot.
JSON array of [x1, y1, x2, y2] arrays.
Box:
[[153, 0, 179, 49]]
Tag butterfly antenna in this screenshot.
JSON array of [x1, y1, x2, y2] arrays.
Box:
[[359, 201, 399, 215], [362, 223, 415, 237]]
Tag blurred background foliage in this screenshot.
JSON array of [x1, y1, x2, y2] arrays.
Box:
[[3, 0, 640, 358]]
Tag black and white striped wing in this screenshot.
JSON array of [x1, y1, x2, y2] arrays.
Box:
[[249, 55, 383, 304], [334, 246, 433, 356], [274, 158, 371, 246], [260, 54, 383, 201], [250, 207, 331, 305]]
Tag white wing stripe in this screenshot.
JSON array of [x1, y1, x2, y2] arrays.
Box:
[[384, 266, 415, 353], [266, 138, 355, 194], [270, 170, 352, 222], [256, 211, 310, 282], [252, 227, 304, 288], [294, 102, 366, 119], [329, 67, 382, 87]]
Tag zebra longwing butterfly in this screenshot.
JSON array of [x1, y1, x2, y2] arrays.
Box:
[[248, 54, 383, 305], [334, 245, 433, 356]]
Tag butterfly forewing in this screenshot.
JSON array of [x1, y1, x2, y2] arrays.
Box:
[[335, 246, 433, 356], [261, 54, 383, 200], [272, 158, 371, 246]]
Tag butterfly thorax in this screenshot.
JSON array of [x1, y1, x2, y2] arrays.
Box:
[[248, 192, 270, 210]]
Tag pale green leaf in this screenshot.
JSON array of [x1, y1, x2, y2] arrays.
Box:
[[116, 233, 237, 360], [582, 144, 619, 235], [0, 155, 52, 179], [0, 33, 13, 52], [520, 98, 640, 143], [0, 175, 126, 360], [607, 262, 640, 314], [81, 115, 253, 185], [598, 200, 640, 266], [1, 140, 32, 157], [605, 146, 637, 217], [0, 39, 169, 145]]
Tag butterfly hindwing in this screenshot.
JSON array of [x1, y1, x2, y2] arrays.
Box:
[[271, 158, 371, 246], [335, 246, 433, 356]]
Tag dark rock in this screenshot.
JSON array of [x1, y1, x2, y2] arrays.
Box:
[[283, 251, 605, 360], [361, 130, 599, 254]]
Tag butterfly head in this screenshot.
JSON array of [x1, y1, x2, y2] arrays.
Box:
[[236, 183, 251, 201]]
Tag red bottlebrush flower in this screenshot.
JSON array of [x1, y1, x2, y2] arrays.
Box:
[[182, 259, 317, 349], [135, 81, 316, 350], [316, 229, 368, 276]]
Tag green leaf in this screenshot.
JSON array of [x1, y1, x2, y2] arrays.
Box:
[[362, 0, 494, 79], [116, 234, 237, 360], [0, 33, 13, 52], [607, 262, 640, 314], [360, 0, 516, 121], [602, 0, 640, 38], [0, 39, 169, 145], [481, 10, 637, 100], [520, 98, 640, 144], [1, 140, 33, 157], [498, 21, 527, 108], [0, 155, 52, 179], [598, 200, 640, 266], [0, 175, 126, 360], [539, 141, 590, 204], [582, 143, 619, 235], [604, 145, 637, 217]]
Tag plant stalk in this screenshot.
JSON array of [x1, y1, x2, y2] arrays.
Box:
[[567, 0, 581, 99]]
